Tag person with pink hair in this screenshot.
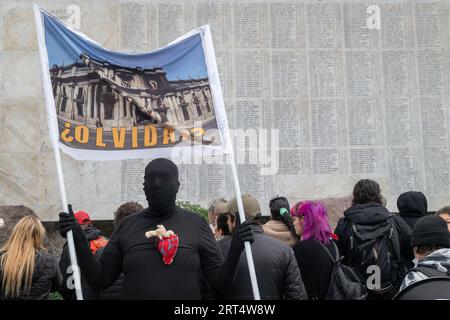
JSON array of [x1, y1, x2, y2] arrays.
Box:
[[290, 200, 339, 300]]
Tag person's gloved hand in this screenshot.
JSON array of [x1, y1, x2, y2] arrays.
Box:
[[59, 210, 80, 238], [211, 219, 255, 293], [230, 219, 254, 254]]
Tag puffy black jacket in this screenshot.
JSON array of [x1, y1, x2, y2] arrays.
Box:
[[0, 250, 62, 300], [217, 224, 307, 300], [59, 226, 106, 300], [95, 246, 123, 300], [397, 191, 428, 230], [335, 202, 413, 299], [335, 202, 413, 263]]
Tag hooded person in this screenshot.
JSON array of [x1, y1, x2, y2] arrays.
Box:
[[58, 158, 254, 299], [334, 179, 412, 300], [397, 191, 428, 230]]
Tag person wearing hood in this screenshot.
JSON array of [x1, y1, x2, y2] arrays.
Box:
[[399, 215, 450, 292], [59, 210, 108, 300], [397, 191, 428, 230], [58, 158, 254, 299], [335, 179, 412, 300], [263, 196, 299, 246]]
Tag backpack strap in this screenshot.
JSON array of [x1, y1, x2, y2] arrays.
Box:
[[387, 214, 395, 239], [316, 240, 339, 264], [330, 241, 339, 261], [350, 222, 356, 250], [387, 214, 403, 262], [409, 266, 450, 278]]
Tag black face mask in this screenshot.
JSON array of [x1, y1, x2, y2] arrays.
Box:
[[143, 158, 180, 215]]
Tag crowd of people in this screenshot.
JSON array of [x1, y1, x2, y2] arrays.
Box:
[[1, 158, 450, 300]]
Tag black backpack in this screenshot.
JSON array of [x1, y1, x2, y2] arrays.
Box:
[[317, 240, 367, 300], [348, 214, 404, 294]]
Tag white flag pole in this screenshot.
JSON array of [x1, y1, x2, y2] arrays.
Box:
[[228, 152, 261, 300], [33, 5, 83, 300], [198, 25, 261, 300]]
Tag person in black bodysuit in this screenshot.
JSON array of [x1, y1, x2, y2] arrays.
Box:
[[59, 158, 254, 299]]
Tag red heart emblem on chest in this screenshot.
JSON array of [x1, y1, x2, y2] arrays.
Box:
[[157, 234, 179, 265]]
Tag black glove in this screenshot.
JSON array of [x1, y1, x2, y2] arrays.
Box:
[[210, 219, 255, 293], [230, 219, 254, 255], [59, 210, 80, 238]]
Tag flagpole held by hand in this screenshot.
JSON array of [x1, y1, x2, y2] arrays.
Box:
[[228, 152, 261, 300], [33, 5, 83, 300]]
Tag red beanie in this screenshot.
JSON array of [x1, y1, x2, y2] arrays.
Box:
[[74, 210, 91, 225]]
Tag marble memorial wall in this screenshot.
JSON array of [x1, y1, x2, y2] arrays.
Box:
[[1, 1, 450, 220]]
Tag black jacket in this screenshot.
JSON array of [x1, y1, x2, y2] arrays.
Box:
[[292, 239, 338, 300], [335, 202, 413, 263], [71, 208, 225, 299], [334, 202, 413, 299], [59, 226, 105, 300], [218, 224, 307, 300], [0, 250, 62, 300], [397, 191, 428, 231]]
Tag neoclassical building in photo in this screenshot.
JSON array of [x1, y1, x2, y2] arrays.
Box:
[[50, 53, 216, 129]]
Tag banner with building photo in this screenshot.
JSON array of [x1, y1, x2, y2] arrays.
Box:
[[37, 8, 231, 161]]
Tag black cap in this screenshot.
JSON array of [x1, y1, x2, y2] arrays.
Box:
[[411, 215, 450, 248]]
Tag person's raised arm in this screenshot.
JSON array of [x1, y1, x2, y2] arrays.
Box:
[[200, 218, 254, 294], [59, 211, 122, 290]]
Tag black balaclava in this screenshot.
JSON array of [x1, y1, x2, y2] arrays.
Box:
[[143, 158, 180, 216]]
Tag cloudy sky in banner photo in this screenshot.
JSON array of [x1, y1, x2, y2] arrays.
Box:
[[42, 9, 208, 81]]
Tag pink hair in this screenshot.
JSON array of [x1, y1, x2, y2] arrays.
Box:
[[291, 201, 332, 245]]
